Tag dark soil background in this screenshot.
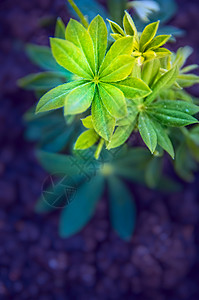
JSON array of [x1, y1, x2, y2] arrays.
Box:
[[0, 0, 199, 299]]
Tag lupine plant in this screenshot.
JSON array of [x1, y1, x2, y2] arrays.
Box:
[[19, 0, 199, 240]]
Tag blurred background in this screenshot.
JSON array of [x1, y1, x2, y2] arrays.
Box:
[[1, 0, 199, 299]]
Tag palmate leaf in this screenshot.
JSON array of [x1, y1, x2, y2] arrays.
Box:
[[99, 55, 135, 82], [59, 175, 104, 238], [108, 176, 136, 240], [36, 80, 86, 113], [65, 19, 95, 73], [88, 15, 108, 72], [92, 89, 115, 141], [64, 82, 95, 115], [139, 21, 160, 52], [113, 77, 152, 99], [138, 113, 157, 153], [74, 129, 99, 150], [98, 83, 127, 118], [99, 36, 134, 73], [50, 38, 93, 78]]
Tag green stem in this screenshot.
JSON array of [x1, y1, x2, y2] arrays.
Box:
[[67, 0, 89, 28], [95, 138, 104, 160]]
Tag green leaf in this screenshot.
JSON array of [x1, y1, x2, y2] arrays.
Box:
[[175, 142, 197, 182], [88, 15, 108, 73], [145, 66, 178, 105], [114, 77, 152, 99], [55, 17, 65, 39], [37, 151, 97, 177], [123, 11, 138, 38], [149, 118, 174, 158], [59, 175, 104, 238], [138, 113, 157, 153], [116, 102, 138, 126], [65, 19, 95, 74], [36, 80, 85, 113], [177, 74, 199, 88], [142, 58, 160, 86], [92, 89, 116, 141], [145, 157, 163, 189], [64, 82, 95, 115], [154, 48, 172, 57], [111, 33, 123, 40], [108, 176, 136, 240], [143, 50, 157, 61], [107, 121, 136, 149], [25, 44, 66, 74], [150, 100, 199, 115], [148, 109, 198, 127], [99, 36, 134, 73], [181, 64, 198, 74], [74, 129, 99, 149], [108, 19, 125, 35], [98, 83, 127, 118], [50, 38, 93, 78], [107, 0, 127, 25], [145, 34, 171, 50], [100, 55, 135, 82], [139, 21, 160, 52], [18, 72, 65, 91], [81, 115, 93, 129], [175, 46, 193, 68]]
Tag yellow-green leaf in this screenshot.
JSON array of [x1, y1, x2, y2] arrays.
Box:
[[88, 15, 108, 73], [64, 82, 95, 115], [138, 113, 157, 153], [92, 90, 116, 141], [36, 80, 85, 113], [145, 35, 171, 50], [74, 129, 99, 149], [123, 11, 138, 38], [100, 55, 135, 82], [139, 21, 160, 52], [81, 116, 93, 129], [65, 19, 95, 74], [50, 38, 93, 79], [98, 83, 127, 118], [113, 77, 151, 99], [99, 36, 134, 74]]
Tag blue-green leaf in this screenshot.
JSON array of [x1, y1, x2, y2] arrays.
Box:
[[108, 176, 136, 240], [59, 175, 104, 237]]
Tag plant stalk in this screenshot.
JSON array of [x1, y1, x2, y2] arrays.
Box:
[[95, 138, 105, 160], [67, 0, 89, 28]]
